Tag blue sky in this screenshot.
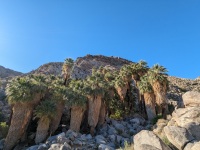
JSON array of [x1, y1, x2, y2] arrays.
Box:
[[0, 1, 200, 79]]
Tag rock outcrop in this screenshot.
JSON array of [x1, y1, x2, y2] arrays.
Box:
[[71, 55, 132, 79], [182, 91, 200, 107], [28, 62, 63, 76], [134, 130, 171, 150], [153, 91, 200, 150]]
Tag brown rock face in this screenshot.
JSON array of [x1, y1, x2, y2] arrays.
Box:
[[71, 55, 132, 79]]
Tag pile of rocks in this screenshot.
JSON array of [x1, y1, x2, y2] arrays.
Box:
[[134, 91, 200, 150], [25, 115, 150, 150]]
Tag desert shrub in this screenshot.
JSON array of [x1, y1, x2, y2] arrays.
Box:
[[0, 122, 9, 139], [110, 109, 124, 120], [120, 141, 134, 150]]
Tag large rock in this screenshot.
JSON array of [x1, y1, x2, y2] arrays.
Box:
[[172, 107, 200, 127], [153, 119, 169, 138], [164, 126, 194, 150], [190, 141, 200, 150], [182, 91, 200, 107], [183, 122, 200, 141], [134, 130, 171, 150]]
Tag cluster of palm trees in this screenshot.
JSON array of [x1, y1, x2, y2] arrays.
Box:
[[4, 58, 168, 150]]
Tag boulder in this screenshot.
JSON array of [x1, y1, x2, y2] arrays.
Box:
[[163, 126, 194, 150], [153, 119, 168, 138], [191, 141, 200, 150], [182, 91, 200, 107], [172, 107, 200, 127], [184, 142, 197, 150], [183, 122, 200, 141], [134, 130, 171, 150]]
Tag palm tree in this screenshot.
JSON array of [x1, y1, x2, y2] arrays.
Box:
[[66, 80, 87, 132], [62, 58, 74, 85], [130, 61, 149, 114], [148, 64, 168, 119], [84, 68, 108, 135], [138, 75, 156, 120], [48, 77, 67, 134], [114, 65, 132, 101], [4, 75, 47, 150], [98, 69, 116, 126], [34, 100, 56, 144]]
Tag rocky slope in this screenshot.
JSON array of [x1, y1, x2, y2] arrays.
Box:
[[28, 62, 63, 76], [71, 55, 132, 79], [0, 66, 22, 79]]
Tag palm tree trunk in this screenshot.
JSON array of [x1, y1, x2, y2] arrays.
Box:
[[70, 106, 85, 132], [4, 94, 41, 150], [152, 82, 168, 118], [144, 92, 156, 120], [88, 95, 102, 135], [4, 103, 33, 150], [35, 118, 50, 144], [49, 101, 65, 134], [98, 102, 106, 126], [115, 85, 128, 101]]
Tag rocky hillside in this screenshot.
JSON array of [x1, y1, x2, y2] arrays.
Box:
[[1, 55, 200, 122], [71, 55, 132, 79], [28, 62, 63, 76], [0, 65, 22, 79]]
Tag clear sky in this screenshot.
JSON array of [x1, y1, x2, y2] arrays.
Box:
[[0, 1, 200, 79]]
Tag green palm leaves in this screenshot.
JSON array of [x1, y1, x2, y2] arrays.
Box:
[[62, 58, 74, 84], [6, 75, 47, 104], [66, 79, 87, 107], [84, 68, 108, 97], [138, 75, 153, 94], [34, 100, 56, 122], [148, 64, 168, 84]]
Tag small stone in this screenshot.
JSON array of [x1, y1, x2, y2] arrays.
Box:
[[80, 134, 87, 141], [86, 134, 92, 140], [0, 139, 5, 150], [108, 135, 116, 143], [113, 123, 125, 132], [48, 144, 62, 150], [26, 145, 39, 150], [116, 135, 122, 144], [57, 137, 70, 144], [73, 139, 82, 146], [98, 144, 115, 150], [57, 132, 66, 138], [95, 135, 106, 144], [38, 144, 48, 150], [108, 126, 118, 135]]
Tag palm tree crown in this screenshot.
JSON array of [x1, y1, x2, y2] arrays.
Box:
[[148, 64, 168, 84], [66, 79, 87, 107], [34, 100, 56, 122], [6, 75, 47, 104], [138, 75, 153, 94]]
